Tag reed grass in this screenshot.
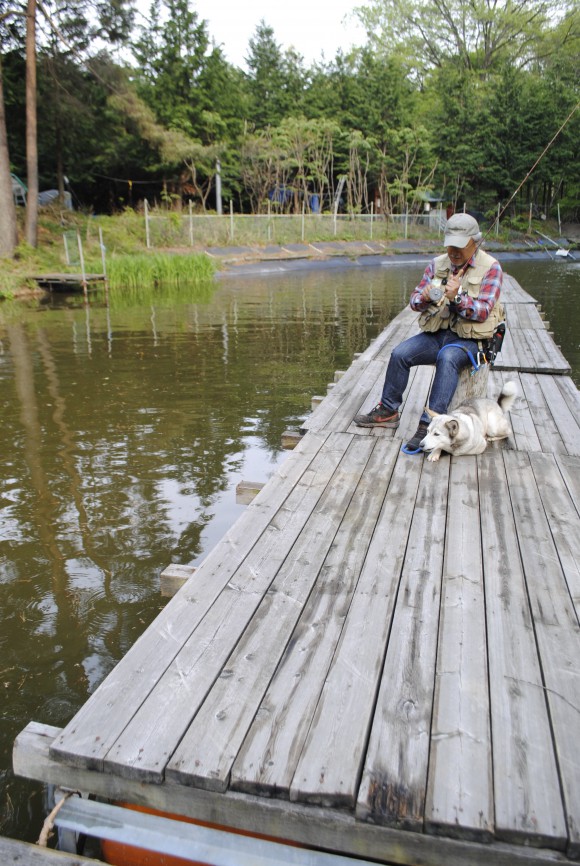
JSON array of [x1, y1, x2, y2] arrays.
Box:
[[106, 252, 215, 290]]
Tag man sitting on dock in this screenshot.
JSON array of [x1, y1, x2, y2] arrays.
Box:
[[354, 213, 504, 451]]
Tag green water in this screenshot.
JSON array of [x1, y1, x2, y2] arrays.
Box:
[[0, 256, 577, 846]]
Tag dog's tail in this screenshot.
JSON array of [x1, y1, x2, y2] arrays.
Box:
[[497, 380, 517, 413]]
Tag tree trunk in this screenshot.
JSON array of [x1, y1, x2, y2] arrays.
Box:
[[0, 58, 18, 258], [25, 0, 38, 248]]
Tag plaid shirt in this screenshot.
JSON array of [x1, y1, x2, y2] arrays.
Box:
[[410, 254, 502, 321]]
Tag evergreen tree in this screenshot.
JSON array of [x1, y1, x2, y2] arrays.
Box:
[[245, 21, 287, 128]]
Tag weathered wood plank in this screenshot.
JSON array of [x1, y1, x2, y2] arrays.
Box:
[[49, 431, 331, 769], [504, 450, 580, 858], [501, 275, 538, 304], [504, 302, 546, 330], [522, 328, 570, 374], [355, 307, 417, 364], [287, 450, 425, 808], [529, 453, 580, 621], [301, 359, 386, 433], [490, 371, 541, 453], [101, 433, 355, 782], [229, 438, 401, 800], [356, 457, 451, 831], [425, 457, 493, 841], [396, 365, 434, 442], [166, 435, 379, 791], [478, 453, 567, 848], [535, 376, 580, 456], [15, 723, 572, 866], [555, 454, 580, 515], [519, 374, 568, 455]]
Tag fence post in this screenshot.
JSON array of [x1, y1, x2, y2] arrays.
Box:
[[496, 202, 501, 236], [144, 198, 151, 249], [99, 226, 108, 294], [77, 231, 88, 298], [370, 202, 374, 239], [301, 200, 305, 242], [229, 201, 234, 241], [189, 200, 194, 247]]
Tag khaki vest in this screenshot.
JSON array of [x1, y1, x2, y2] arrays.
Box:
[[418, 249, 504, 341]]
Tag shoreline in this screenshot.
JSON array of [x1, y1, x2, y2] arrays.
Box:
[[5, 239, 576, 300]]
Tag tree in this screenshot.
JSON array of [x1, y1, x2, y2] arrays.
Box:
[[0, 53, 17, 256], [245, 21, 287, 128], [132, 0, 210, 137], [25, 0, 37, 246], [355, 0, 579, 81]]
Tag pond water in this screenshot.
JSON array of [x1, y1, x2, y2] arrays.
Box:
[[0, 254, 578, 846]]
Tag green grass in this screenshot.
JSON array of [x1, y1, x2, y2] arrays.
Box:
[[105, 252, 216, 290]]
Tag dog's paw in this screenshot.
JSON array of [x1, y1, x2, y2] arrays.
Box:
[[427, 451, 441, 462]]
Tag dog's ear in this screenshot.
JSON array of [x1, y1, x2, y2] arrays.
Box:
[[425, 407, 439, 418], [445, 419, 459, 439]]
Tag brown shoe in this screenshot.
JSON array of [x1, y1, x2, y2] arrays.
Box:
[[405, 422, 429, 451], [354, 404, 400, 428]]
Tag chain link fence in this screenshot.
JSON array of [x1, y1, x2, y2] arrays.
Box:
[[142, 203, 447, 249]]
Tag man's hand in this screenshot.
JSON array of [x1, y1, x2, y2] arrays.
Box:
[[444, 274, 461, 300]]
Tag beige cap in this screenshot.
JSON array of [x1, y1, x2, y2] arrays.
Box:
[[444, 213, 481, 248]]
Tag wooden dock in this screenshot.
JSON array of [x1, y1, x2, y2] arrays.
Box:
[[13, 274, 580, 866], [30, 273, 106, 292]]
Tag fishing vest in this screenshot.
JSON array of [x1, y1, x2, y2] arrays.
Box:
[[418, 249, 504, 341]]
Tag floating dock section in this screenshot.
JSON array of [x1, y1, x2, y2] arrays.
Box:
[[13, 275, 580, 865]]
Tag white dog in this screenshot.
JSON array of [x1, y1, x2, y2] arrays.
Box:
[[420, 381, 517, 462]]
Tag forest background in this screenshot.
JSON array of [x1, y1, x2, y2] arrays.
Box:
[[0, 0, 579, 260]]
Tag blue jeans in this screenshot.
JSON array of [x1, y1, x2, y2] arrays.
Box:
[[380, 329, 479, 424]]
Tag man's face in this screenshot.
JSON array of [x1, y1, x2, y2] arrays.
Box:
[[447, 237, 476, 267]]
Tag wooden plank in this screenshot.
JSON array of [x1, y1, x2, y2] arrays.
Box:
[[355, 307, 417, 364], [396, 365, 434, 442], [49, 431, 331, 769], [503, 302, 546, 330], [504, 450, 580, 858], [535, 376, 580, 456], [372, 314, 420, 361], [501, 275, 537, 304], [529, 453, 580, 621], [179, 439, 397, 793], [425, 457, 493, 841], [553, 376, 580, 423], [555, 454, 580, 515], [494, 325, 520, 371], [286, 450, 425, 808], [302, 359, 386, 433], [490, 371, 541, 453], [101, 433, 355, 782], [356, 457, 451, 830], [478, 453, 567, 848], [522, 329, 570, 374], [519, 374, 567, 455], [166, 435, 379, 792], [15, 724, 572, 866], [345, 366, 423, 439]]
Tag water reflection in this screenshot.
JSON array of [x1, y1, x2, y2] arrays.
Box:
[[0, 257, 577, 843]]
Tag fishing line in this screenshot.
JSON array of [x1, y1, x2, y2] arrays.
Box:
[[485, 97, 580, 239]]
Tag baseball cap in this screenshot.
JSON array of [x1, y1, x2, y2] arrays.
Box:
[[444, 213, 481, 248]]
